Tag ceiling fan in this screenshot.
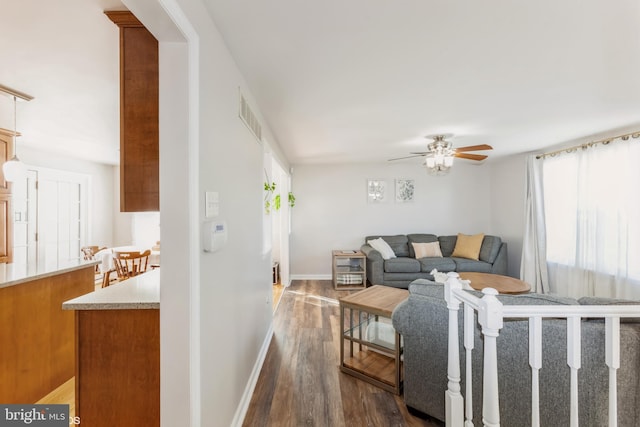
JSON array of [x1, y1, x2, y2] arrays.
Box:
[[388, 135, 493, 174]]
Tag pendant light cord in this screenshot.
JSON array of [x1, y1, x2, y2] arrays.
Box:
[[13, 95, 18, 158]]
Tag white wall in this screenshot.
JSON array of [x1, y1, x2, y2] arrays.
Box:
[[290, 161, 493, 277], [489, 154, 528, 278], [19, 145, 116, 247], [125, 1, 290, 426]]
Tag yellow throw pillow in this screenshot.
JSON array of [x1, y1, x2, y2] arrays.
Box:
[[451, 233, 485, 260], [412, 242, 443, 258]]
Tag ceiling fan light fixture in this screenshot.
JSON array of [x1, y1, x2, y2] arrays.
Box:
[[423, 135, 455, 174]]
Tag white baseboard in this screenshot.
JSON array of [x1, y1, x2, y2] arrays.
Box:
[[230, 323, 274, 427], [290, 274, 332, 281]]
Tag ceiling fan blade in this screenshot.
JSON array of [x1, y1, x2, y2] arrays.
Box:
[[455, 153, 488, 161], [388, 154, 425, 161], [454, 144, 493, 152], [409, 151, 428, 155]]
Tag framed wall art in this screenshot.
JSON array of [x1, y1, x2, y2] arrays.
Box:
[[367, 179, 388, 203], [395, 179, 415, 203]]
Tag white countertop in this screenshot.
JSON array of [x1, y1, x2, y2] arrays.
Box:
[[0, 260, 99, 289], [62, 268, 160, 310]]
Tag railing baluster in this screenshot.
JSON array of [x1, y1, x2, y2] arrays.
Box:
[[441, 275, 638, 427], [445, 276, 464, 427], [605, 317, 620, 427], [478, 288, 503, 427], [529, 316, 542, 427], [567, 317, 581, 427], [464, 303, 475, 427]]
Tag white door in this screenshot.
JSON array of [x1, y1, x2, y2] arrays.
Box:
[[11, 170, 38, 265]]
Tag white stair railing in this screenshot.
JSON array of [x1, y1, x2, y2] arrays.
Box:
[[444, 273, 640, 427]]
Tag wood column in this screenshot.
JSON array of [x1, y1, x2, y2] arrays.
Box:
[[105, 11, 159, 212]]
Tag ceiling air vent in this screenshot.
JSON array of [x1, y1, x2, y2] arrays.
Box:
[[238, 91, 262, 143]]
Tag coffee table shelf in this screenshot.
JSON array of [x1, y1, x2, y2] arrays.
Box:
[[339, 285, 408, 395], [342, 350, 398, 387]]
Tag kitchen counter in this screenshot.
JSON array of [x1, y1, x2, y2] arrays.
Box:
[[0, 261, 96, 403], [0, 260, 99, 289], [63, 268, 159, 310], [64, 268, 160, 427]]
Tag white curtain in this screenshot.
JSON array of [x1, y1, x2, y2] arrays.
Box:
[[520, 155, 549, 293], [543, 139, 640, 299]]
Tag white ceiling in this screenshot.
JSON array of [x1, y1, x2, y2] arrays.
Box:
[[204, 0, 640, 164], [1, 0, 125, 165], [2, 1, 640, 166]]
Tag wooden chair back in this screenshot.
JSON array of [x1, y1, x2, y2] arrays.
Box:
[[81, 246, 107, 275], [113, 250, 151, 281], [81, 246, 106, 260]]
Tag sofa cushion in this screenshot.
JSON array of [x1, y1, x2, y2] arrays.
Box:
[[479, 235, 503, 264], [367, 238, 396, 260], [407, 234, 438, 257], [384, 258, 421, 273], [408, 279, 442, 298], [419, 257, 456, 273], [452, 257, 492, 273], [496, 292, 580, 306], [437, 235, 457, 257], [412, 242, 443, 259], [366, 235, 410, 257], [451, 233, 485, 260]]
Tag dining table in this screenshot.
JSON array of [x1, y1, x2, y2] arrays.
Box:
[[95, 246, 160, 287]]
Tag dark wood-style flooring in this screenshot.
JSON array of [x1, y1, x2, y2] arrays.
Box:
[[243, 280, 443, 427]]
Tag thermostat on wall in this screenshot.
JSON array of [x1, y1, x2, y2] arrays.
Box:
[[203, 220, 227, 253]]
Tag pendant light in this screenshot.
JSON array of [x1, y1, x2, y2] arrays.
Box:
[[2, 95, 26, 182]]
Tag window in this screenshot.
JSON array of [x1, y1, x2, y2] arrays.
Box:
[[543, 139, 640, 295]]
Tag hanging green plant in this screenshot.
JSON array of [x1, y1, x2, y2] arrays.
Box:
[[264, 169, 295, 213], [264, 180, 276, 214]]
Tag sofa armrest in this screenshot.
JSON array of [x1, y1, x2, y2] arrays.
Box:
[[360, 244, 384, 285], [490, 242, 508, 275]]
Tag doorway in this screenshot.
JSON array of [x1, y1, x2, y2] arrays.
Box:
[[12, 167, 89, 268], [268, 156, 291, 311]]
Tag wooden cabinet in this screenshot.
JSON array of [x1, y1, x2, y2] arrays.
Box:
[[0, 129, 14, 263], [75, 308, 159, 427], [105, 11, 159, 212], [0, 265, 94, 403]]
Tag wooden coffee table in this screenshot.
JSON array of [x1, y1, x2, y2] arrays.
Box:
[[339, 285, 409, 395], [458, 272, 531, 294]]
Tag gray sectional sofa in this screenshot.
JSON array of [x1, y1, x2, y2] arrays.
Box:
[[392, 279, 640, 426], [360, 234, 507, 288]]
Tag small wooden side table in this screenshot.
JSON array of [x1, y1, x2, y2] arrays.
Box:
[[332, 250, 367, 290], [339, 285, 409, 395]]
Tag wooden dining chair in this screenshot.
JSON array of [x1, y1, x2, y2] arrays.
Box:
[[81, 245, 107, 283], [113, 250, 151, 281]]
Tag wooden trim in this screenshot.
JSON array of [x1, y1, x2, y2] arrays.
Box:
[[0, 128, 20, 138], [104, 10, 144, 28]]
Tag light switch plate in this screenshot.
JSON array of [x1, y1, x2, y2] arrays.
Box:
[[205, 191, 219, 218]]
